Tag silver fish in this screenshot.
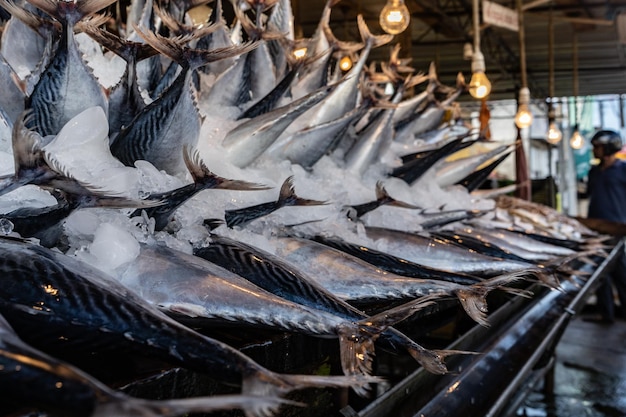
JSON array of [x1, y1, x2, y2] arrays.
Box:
[[272, 105, 361, 169], [394, 72, 466, 143], [363, 226, 535, 276], [195, 0, 238, 76], [194, 233, 469, 374], [274, 235, 530, 327], [0, 236, 374, 406], [432, 144, 513, 188], [24, 0, 113, 137], [0, 310, 291, 417], [295, 15, 391, 130], [118, 242, 439, 386], [78, 22, 156, 142], [224, 83, 337, 168], [110, 26, 257, 175]]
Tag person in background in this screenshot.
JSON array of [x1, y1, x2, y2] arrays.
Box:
[[586, 129, 626, 324]]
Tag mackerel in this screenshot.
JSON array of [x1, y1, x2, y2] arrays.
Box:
[[223, 83, 336, 168], [118, 242, 441, 386], [24, 0, 114, 137], [0, 236, 375, 406], [194, 234, 466, 374], [110, 27, 257, 175], [0, 311, 291, 417]]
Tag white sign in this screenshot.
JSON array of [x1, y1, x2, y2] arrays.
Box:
[[483, 1, 519, 32]]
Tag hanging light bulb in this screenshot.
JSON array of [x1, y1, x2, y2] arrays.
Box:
[[339, 55, 353, 72], [515, 87, 533, 129], [468, 51, 491, 99], [546, 121, 562, 144], [545, 103, 562, 144], [379, 0, 410, 35], [570, 125, 584, 149]]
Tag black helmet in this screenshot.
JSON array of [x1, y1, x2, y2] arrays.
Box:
[[591, 130, 623, 155]]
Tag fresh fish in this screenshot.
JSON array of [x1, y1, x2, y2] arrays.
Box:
[[431, 229, 540, 264], [455, 150, 512, 192], [390, 133, 475, 185], [272, 235, 530, 327], [345, 180, 419, 219], [110, 26, 257, 175], [118, 242, 441, 385], [416, 207, 490, 229], [432, 144, 512, 188], [391, 62, 440, 127], [291, 15, 391, 132], [78, 22, 157, 142], [456, 223, 578, 258], [311, 234, 484, 285], [238, 51, 323, 121], [0, 311, 292, 417], [132, 147, 269, 231], [394, 72, 466, 143], [363, 226, 534, 276], [0, 236, 375, 406], [0, 0, 53, 81], [233, 3, 280, 103], [223, 83, 336, 168], [24, 0, 114, 137], [266, 0, 294, 79], [268, 105, 361, 169], [195, 0, 238, 76], [344, 72, 418, 176], [2, 152, 162, 246], [288, 0, 335, 95], [194, 233, 466, 374], [225, 176, 327, 228], [125, 0, 162, 95], [496, 195, 597, 238]]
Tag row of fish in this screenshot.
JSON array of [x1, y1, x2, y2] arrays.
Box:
[[0, 0, 608, 415]]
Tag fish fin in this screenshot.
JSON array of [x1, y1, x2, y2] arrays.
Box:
[[375, 181, 420, 210], [183, 146, 270, 191], [79, 20, 159, 63], [203, 218, 226, 231], [242, 370, 383, 400], [0, 0, 60, 36], [456, 269, 537, 326], [278, 176, 327, 207], [12, 111, 46, 173], [102, 394, 299, 417], [356, 14, 393, 48], [134, 24, 257, 70], [403, 342, 481, 374], [26, 0, 117, 24]]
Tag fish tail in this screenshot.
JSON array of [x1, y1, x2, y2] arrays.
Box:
[[455, 269, 534, 327], [242, 370, 384, 401], [375, 181, 420, 210], [278, 176, 327, 207], [26, 0, 116, 25], [183, 147, 270, 191], [134, 25, 258, 71], [356, 14, 393, 48], [103, 394, 298, 417]]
